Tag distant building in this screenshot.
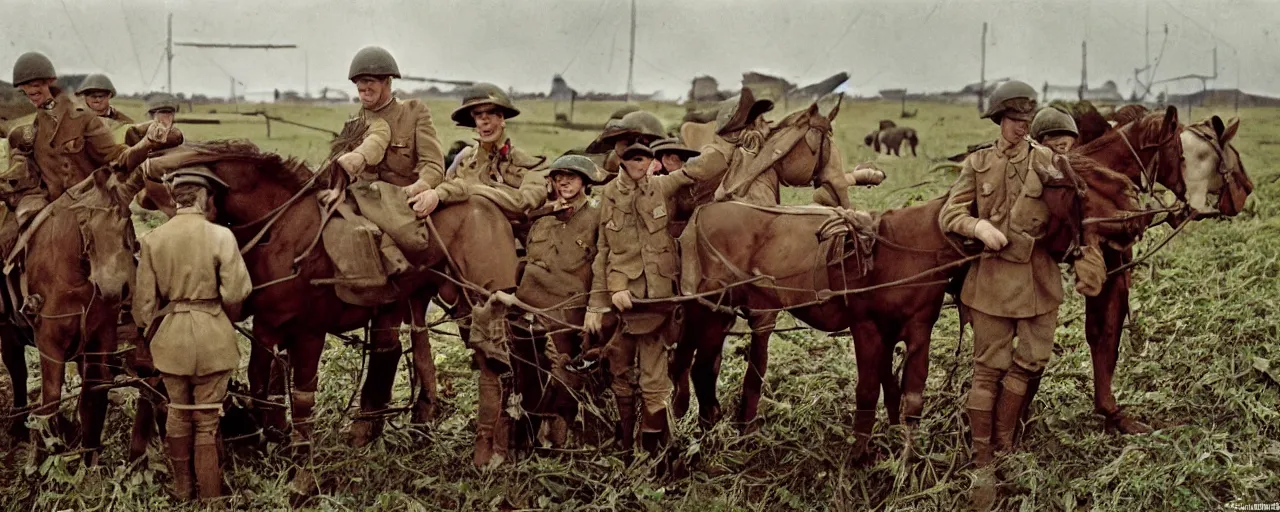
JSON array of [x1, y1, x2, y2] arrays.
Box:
[[1042, 80, 1124, 104], [742, 71, 796, 103], [689, 75, 726, 103], [550, 74, 577, 102], [1168, 88, 1280, 108], [791, 72, 849, 103]]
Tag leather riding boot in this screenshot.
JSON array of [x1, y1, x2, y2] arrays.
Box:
[[474, 373, 502, 468], [1018, 370, 1044, 443], [166, 435, 195, 502], [996, 367, 1033, 453], [967, 409, 995, 467], [615, 394, 637, 452], [640, 409, 670, 456], [194, 442, 223, 500]]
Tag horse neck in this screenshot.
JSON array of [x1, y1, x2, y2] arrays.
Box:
[[217, 161, 310, 229], [877, 198, 961, 260], [1075, 122, 1150, 185]]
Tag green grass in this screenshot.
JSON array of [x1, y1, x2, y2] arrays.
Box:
[[1, 99, 1278, 510]]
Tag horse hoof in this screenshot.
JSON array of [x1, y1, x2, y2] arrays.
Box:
[[697, 406, 721, 430], [411, 400, 437, 425], [288, 468, 318, 507], [346, 419, 382, 448], [1106, 413, 1154, 435], [672, 395, 690, 420], [737, 418, 761, 436]]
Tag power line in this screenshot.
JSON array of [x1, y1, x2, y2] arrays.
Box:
[[559, 0, 611, 75], [117, 0, 147, 83], [57, 0, 105, 70], [1160, 0, 1236, 50]]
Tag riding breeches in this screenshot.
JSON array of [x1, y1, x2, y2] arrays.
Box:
[[968, 309, 1057, 411], [604, 329, 673, 433], [162, 371, 231, 445]]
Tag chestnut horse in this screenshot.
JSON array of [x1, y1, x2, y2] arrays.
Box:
[[672, 145, 1145, 460], [1068, 107, 1252, 433], [137, 140, 519, 490], [2, 172, 138, 464]]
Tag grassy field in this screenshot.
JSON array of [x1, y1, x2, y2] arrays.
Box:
[[1, 97, 1278, 511]]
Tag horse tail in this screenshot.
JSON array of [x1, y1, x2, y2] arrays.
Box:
[[906, 129, 919, 145]]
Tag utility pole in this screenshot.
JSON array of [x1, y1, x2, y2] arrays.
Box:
[[304, 49, 309, 99], [1080, 40, 1088, 100], [978, 22, 987, 113], [626, 0, 636, 103], [166, 13, 174, 93], [230, 77, 237, 113]]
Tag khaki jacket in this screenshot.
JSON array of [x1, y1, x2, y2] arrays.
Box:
[[516, 195, 600, 308], [357, 97, 446, 188], [589, 169, 696, 310], [100, 107, 136, 129], [939, 137, 1063, 318], [30, 94, 153, 199], [436, 139, 549, 216], [136, 210, 253, 376]]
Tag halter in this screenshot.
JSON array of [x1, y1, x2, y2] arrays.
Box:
[[1115, 119, 1180, 196]]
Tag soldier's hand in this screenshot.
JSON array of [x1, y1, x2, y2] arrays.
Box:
[[847, 164, 886, 186], [144, 120, 172, 145], [408, 189, 440, 217], [611, 290, 634, 311], [154, 112, 175, 130], [318, 189, 340, 206], [337, 152, 366, 178], [973, 219, 1009, 251], [584, 311, 603, 334], [493, 290, 519, 307]]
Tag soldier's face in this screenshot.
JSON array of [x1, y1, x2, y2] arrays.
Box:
[[660, 153, 685, 172], [550, 171, 584, 200], [18, 79, 54, 107], [470, 106, 506, 143], [1041, 134, 1076, 154], [1000, 117, 1030, 143], [84, 92, 111, 113], [622, 155, 652, 180], [151, 110, 176, 127], [612, 136, 639, 156], [355, 76, 391, 109]]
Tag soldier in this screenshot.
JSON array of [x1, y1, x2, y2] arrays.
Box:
[[649, 137, 701, 238], [937, 80, 1066, 470], [76, 74, 135, 128], [1030, 107, 1080, 155], [584, 142, 706, 457], [417, 83, 548, 221], [497, 154, 605, 448], [124, 93, 182, 146], [585, 110, 666, 181], [336, 46, 446, 219], [135, 167, 252, 502], [3, 52, 172, 261]]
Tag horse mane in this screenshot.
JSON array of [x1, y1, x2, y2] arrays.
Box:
[[1075, 110, 1168, 157], [183, 139, 318, 189], [1050, 100, 1110, 144], [1066, 153, 1136, 201], [1107, 105, 1150, 126]]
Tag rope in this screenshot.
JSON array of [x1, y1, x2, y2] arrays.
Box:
[[1106, 216, 1192, 277]]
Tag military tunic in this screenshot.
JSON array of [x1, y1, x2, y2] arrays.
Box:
[[590, 168, 696, 432], [356, 97, 446, 189], [938, 136, 1062, 376], [30, 94, 153, 199], [435, 139, 549, 217]]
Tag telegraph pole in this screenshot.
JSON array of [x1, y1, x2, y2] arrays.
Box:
[[626, 0, 636, 103], [166, 14, 174, 93], [978, 22, 987, 112], [1079, 40, 1088, 100]]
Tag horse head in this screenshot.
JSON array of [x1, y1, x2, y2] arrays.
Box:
[[74, 174, 137, 302], [1181, 115, 1252, 216], [730, 94, 853, 206]]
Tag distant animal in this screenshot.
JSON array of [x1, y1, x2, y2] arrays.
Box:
[[864, 126, 919, 156]]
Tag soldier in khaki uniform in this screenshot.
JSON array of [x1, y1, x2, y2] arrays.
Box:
[[124, 93, 183, 147], [135, 168, 252, 502], [649, 138, 702, 238], [1030, 107, 1079, 155], [2, 52, 171, 261], [497, 155, 605, 447], [584, 142, 706, 456], [76, 74, 135, 128], [938, 80, 1065, 467], [416, 83, 548, 223], [586, 110, 666, 182]]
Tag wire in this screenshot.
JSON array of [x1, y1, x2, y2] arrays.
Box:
[[802, 9, 865, 76], [559, 0, 611, 76], [118, 0, 147, 83], [1160, 0, 1236, 50], [145, 49, 166, 90], [57, 0, 105, 70]]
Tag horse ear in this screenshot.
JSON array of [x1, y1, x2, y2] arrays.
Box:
[[1221, 117, 1240, 144], [1210, 115, 1226, 138], [827, 94, 843, 121], [1162, 105, 1179, 136]]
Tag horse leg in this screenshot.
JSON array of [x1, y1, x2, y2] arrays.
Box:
[[408, 297, 439, 424], [670, 303, 709, 420], [248, 328, 288, 444], [30, 325, 70, 465], [691, 314, 730, 430], [350, 304, 405, 448], [1, 324, 29, 442], [737, 312, 776, 435], [76, 315, 118, 465], [286, 331, 325, 498], [879, 340, 902, 426], [129, 376, 166, 462], [1085, 249, 1151, 434], [849, 320, 885, 462]]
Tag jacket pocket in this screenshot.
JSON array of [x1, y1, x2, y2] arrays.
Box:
[[59, 137, 85, 155], [382, 139, 415, 178]]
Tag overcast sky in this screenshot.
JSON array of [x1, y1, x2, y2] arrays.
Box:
[[2, 0, 1276, 100]]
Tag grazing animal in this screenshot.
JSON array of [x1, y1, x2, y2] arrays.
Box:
[[864, 126, 919, 156]]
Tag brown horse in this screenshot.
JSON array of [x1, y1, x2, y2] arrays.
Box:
[[4, 172, 138, 463], [672, 145, 1144, 460], [1068, 107, 1253, 433], [137, 140, 520, 489], [864, 127, 919, 157]]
